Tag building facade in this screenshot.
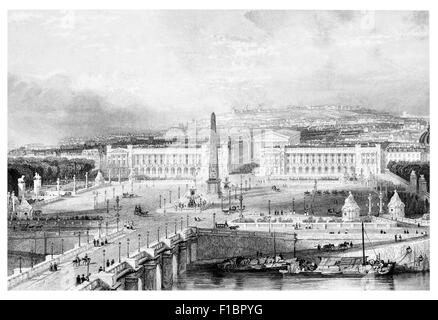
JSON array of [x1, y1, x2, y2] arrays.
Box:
[[258, 144, 382, 179], [384, 144, 425, 165], [105, 144, 222, 180]]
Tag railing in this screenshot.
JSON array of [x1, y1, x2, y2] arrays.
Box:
[[8, 229, 125, 290]]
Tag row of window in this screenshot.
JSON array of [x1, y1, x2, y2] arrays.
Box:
[[107, 154, 201, 166]]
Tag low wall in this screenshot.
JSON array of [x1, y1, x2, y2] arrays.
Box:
[[340, 237, 430, 271], [195, 228, 425, 262], [7, 229, 124, 290]]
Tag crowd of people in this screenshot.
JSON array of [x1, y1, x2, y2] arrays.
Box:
[[93, 238, 108, 247]]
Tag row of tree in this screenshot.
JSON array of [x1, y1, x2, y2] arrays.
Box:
[[387, 161, 429, 191], [8, 157, 96, 194]]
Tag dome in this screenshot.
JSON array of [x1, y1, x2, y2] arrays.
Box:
[[342, 191, 360, 211], [419, 126, 430, 145], [388, 190, 405, 208]]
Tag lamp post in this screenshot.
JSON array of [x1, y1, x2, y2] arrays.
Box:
[[127, 238, 130, 258], [103, 249, 106, 271], [164, 198, 166, 214], [292, 197, 295, 213], [138, 234, 141, 252], [106, 199, 109, 213], [31, 250, 34, 268], [146, 231, 149, 248], [213, 212, 216, 228], [61, 239, 64, 254], [159, 195, 162, 209], [169, 190, 172, 203], [174, 219, 177, 234], [268, 200, 271, 215], [291, 233, 298, 258], [105, 221, 109, 237], [186, 215, 189, 228], [165, 223, 168, 239], [98, 221, 102, 239], [78, 232, 81, 247], [19, 256, 22, 273], [180, 217, 183, 231], [116, 217, 120, 232], [157, 227, 160, 241], [118, 242, 121, 263], [51, 242, 54, 259], [86, 228, 90, 244]]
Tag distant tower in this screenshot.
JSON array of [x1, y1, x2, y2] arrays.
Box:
[[207, 112, 221, 196], [17, 175, 26, 200], [418, 175, 428, 194], [33, 172, 41, 198], [410, 170, 418, 193], [341, 191, 360, 222], [388, 190, 405, 219]]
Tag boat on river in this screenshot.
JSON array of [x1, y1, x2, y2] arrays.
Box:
[[217, 255, 290, 272], [280, 222, 395, 277]]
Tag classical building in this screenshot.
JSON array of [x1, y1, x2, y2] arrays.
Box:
[[258, 144, 382, 179], [105, 144, 214, 180], [384, 144, 425, 165], [342, 192, 361, 222], [387, 190, 405, 219]]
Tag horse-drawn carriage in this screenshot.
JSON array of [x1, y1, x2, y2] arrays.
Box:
[[134, 205, 149, 216], [122, 192, 135, 198], [215, 222, 239, 230], [271, 185, 281, 192]]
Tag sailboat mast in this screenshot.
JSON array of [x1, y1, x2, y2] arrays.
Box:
[[273, 230, 277, 257], [361, 221, 366, 265]]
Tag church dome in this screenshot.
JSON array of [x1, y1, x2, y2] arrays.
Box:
[[419, 126, 430, 145]]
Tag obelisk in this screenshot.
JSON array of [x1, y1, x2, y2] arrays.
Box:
[[207, 112, 221, 196]]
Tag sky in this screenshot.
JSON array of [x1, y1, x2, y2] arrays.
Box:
[[8, 10, 429, 147]]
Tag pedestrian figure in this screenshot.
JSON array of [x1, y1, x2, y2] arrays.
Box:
[[81, 274, 86, 283], [111, 259, 115, 265], [106, 259, 110, 268], [98, 266, 103, 272], [395, 235, 398, 242], [350, 242, 353, 247], [49, 263, 53, 271], [76, 275, 81, 285], [399, 235, 402, 241], [105, 239, 108, 245], [53, 263, 58, 271]]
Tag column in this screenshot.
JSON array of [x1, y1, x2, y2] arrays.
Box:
[[172, 247, 178, 280], [143, 260, 158, 290], [178, 243, 187, 275], [368, 194, 372, 215], [161, 251, 173, 289]]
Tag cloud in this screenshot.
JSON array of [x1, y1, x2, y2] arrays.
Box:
[[7, 73, 180, 147]]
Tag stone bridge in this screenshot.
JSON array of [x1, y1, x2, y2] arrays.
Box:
[[75, 226, 428, 290]]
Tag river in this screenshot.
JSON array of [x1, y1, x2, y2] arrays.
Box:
[[173, 264, 429, 290]]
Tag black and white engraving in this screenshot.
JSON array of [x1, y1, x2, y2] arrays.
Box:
[[7, 10, 430, 291]]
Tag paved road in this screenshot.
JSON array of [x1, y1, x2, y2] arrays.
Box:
[[11, 180, 426, 290]]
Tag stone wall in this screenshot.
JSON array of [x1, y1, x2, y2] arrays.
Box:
[[340, 237, 430, 272]]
